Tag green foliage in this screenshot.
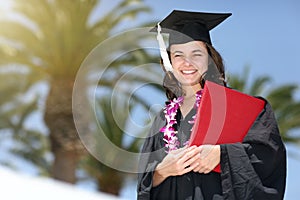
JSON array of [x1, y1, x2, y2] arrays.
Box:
[[10, 129, 51, 175], [0, 67, 50, 174], [79, 93, 149, 194], [0, 66, 38, 129], [0, 0, 152, 78]]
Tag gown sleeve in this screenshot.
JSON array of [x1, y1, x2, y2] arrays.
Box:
[[137, 111, 166, 200], [220, 98, 287, 200]]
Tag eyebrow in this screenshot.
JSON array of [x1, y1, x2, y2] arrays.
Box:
[[171, 49, 204, 54], [170, 50, 183, 54], [192, 49, 204, 53]]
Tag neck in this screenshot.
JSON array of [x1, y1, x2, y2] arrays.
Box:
[[180, 84, 202, 118], [183, 84, 202, 99]]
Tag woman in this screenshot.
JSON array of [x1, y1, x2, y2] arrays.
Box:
[[137, 10, 286, 200]]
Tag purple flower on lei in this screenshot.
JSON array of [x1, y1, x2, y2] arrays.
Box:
[[160, 90, 203, 153]]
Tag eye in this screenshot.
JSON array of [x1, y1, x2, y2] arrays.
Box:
[[174, 54, 182, 57], [193, 53, 202, 57], [192, 49, 205, 57], [173, 53, 184, 58]]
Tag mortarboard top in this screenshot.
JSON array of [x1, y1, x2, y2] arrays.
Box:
[[152, 10, 232, 45]]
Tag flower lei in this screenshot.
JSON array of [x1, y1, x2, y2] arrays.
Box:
[[160, 90, 203, 153]]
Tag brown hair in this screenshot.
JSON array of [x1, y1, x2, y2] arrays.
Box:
[[162, 43, 226, 100]]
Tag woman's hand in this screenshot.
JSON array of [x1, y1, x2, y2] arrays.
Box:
[[153, 146, 200, 187], [190, 145, 221, 174]]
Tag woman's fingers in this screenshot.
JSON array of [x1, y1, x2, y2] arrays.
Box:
[[177, 146, 201, 171], [189, 145, 221, 174], [158, 145, 219, 176], [163, 146, 200, 175]]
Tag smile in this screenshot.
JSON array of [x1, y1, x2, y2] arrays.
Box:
[[181, 70, 197, 75]]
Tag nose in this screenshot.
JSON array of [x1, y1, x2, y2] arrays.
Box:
[[182, 57, 192, 66]]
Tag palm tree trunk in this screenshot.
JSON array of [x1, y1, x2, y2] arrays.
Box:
[[52, 149, 78, 183], [44, 78, 84, 183], [97, 167, 124, 196]]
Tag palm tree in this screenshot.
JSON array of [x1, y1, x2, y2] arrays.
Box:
[[0, 0, 154, 184], [227, 67, 300, 142]]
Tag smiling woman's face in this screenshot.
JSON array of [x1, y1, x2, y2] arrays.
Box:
[[170, 41, 208, 88]]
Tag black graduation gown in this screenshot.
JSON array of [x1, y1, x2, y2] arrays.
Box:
[[137, 98, 286, 200]]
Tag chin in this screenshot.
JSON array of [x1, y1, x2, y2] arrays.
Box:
[[181, 81, 200, 87]]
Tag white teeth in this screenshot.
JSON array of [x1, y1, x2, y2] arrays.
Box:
[[182, 70, 196, 74]]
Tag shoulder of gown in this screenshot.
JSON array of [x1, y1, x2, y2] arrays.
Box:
[[220, 97, 286, 200]]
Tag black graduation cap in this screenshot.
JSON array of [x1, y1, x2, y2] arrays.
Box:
[[152, 10, 232, 45]]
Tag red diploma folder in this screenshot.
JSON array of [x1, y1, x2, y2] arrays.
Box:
[[189, 81, 265, 172]]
